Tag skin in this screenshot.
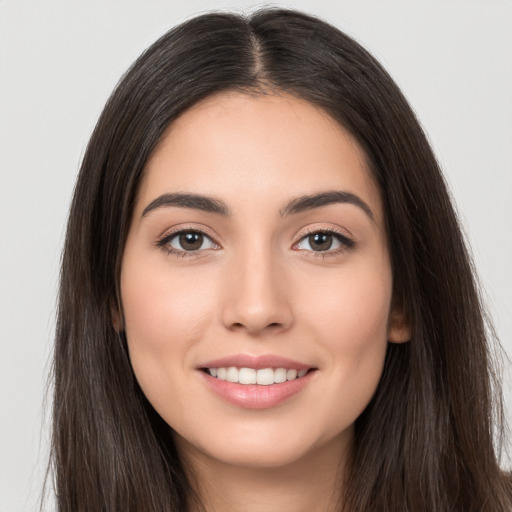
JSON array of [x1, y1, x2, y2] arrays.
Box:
[[119, 92, 410, 512]]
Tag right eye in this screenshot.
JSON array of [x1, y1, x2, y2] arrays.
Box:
[[157, 229, 219, 256]]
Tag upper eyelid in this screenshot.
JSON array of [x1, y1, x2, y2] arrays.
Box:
[[157, 225, 220, 244], [295, 226, 354, 244], [297, 226, 350, 238], [158, 225, 351, 240]]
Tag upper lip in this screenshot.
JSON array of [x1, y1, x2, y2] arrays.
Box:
[[198, 354, 314, 371]]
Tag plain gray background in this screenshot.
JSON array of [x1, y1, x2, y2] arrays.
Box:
[[1, 1, 511, 510]]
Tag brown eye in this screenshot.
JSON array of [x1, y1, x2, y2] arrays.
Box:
[[158, 230, 218, 254], [295, 230, 355, 254], [178, 232, 204, 251], [308, 233, 333, 251]]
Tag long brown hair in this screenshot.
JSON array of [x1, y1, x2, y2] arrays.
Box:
[[49, 8, 511, 511]]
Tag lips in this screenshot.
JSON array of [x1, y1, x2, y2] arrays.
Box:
[[197, 354, 317, 409], [199, 353, 312, 371]]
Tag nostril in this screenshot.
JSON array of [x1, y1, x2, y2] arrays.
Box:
[[228, 321, 283, 334]]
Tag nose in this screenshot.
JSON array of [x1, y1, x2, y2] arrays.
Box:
[[220, 244, 294, 337]]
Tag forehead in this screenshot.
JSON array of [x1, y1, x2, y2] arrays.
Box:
[[137, 91, 383, 223]]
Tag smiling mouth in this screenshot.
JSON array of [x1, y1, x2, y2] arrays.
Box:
[[202, 367, 314, 385]]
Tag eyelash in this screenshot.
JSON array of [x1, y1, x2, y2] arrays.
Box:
[[155, 226, 218, 258], [155, 227, 356, 259], [295, 228, 356, 259]]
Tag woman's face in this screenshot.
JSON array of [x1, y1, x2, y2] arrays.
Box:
[[120, 92, 408, 469]]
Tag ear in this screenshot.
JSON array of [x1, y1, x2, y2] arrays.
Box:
[[387, 296, 411, 344], [110, 299, 124, 332]]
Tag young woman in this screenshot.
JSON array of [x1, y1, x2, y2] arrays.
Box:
[[49, 8, 512, 511]]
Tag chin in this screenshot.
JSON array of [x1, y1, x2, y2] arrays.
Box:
[[172, 419, 352, 471]]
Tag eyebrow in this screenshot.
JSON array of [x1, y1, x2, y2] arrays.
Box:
[[279, 190, 374, 220], [141, 190, 374, 220], [142, 193, 229, 217]]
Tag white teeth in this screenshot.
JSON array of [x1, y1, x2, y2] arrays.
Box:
[[207, 366, 310, 384], [274, 368, 287, 383], [286, 369, 297, 380], [226, 367, 239, 383], [256, 368, 275, 385], [238, 367, 257, 384]]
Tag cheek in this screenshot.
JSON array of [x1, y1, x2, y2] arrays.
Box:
[[122, 258, 216, 338], [120, 258, 217, 397], [299, 256, 392, 343], [297, 260, 392, 408]]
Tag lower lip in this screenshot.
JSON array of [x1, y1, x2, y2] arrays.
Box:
[[199, 370, 315, 409]]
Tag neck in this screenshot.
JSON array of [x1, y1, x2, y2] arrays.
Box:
[[177, 433, 351, 512]]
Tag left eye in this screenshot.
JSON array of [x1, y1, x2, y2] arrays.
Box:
[[295, 231, 353, 252], [161, 230, 218, 252]]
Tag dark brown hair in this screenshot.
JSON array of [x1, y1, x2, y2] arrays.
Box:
[[49, 8, 511, 511]]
